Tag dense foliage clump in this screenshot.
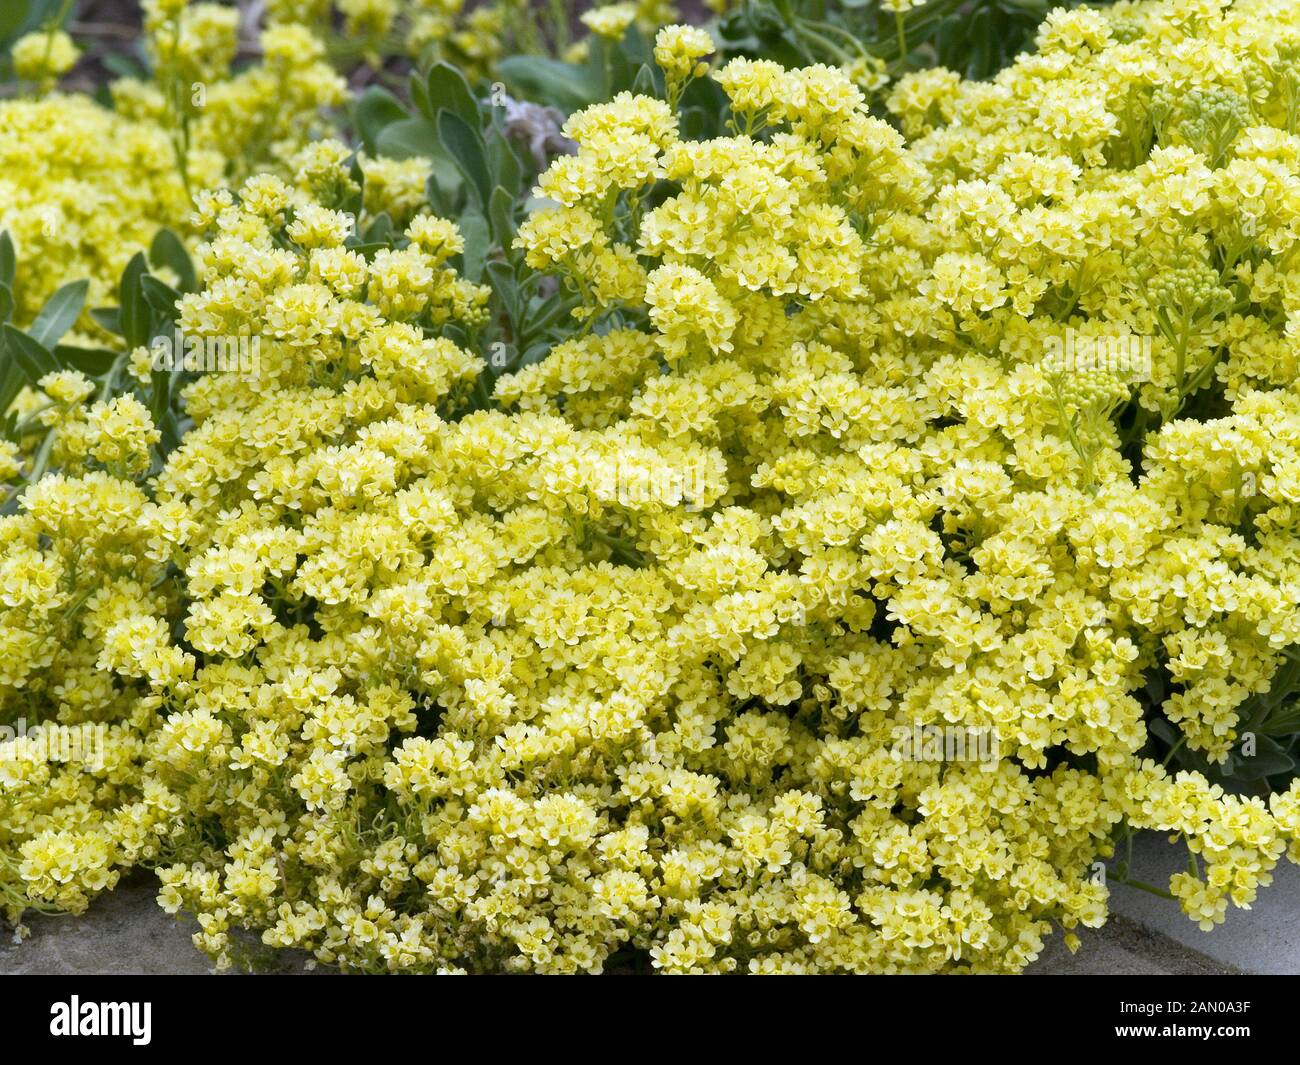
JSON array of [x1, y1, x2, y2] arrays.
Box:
[[3, 0, 1300, 973]]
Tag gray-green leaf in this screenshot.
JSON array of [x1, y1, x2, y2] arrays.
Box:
[[3, 325, 59, 385], [0, 231, 14, 290], [438, 109, 492, 209], [29, 279, 88, 350], [149, 229, 198, 293]]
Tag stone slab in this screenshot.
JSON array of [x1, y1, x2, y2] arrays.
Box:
[[0, 874, 210, 975], [1105, 831, 1300, 976]]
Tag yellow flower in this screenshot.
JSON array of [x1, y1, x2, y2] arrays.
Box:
[[11, 31, 80, 84]]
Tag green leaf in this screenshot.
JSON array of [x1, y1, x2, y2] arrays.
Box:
[[1144, 667, 1167, 705], [409, 70, 431, 121], [28, 279, 88, 350], [343, 152, 366, 219], [487, 260, 521, 329], [353, 86, 407, 155], [0, 231, 14, 290], [149, 229, 198, 293], [340, 240, 389, 261], [438, 109, 492, 209], [362, 213, 394, 245], [159, 408, 183, 455], [3, 325, 59, 385], [141, 275, 181, 317], [458, 210, 490, 283], [518, 340, 551, 368], [425, 170, 448, 217], [429, 151, 465, 208], [150, 369, 172, 425], [590, 32, 637, 97], [90, 307, 122, 336], [55, 345, 119, 376], [118, 253, 150, 349], [489, 135, 523, 198], [523, 288, 575, 339], [1229, 735, 1296, 778], [426, 62, 479, 129], [0, 283, 12, 326], [0, 360, 22, 421], [680, 107, 711, 141], [0, 4, 29, 37], [1263, 700, 1300, 736], [632, 64, 659, 98], [496, 55, 601, 113], [375, 117, 441, 160], [489, 185, 516, 248], [373, 121, 470, 208], [587, 33, 613, 97], [619, 22, 652, 66]]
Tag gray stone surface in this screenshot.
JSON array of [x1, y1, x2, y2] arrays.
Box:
[[0, 872, 321, 974], [0, 873, 211, 975], [1105, 831, 1300, 975], [1030, 913, 1243, 975]]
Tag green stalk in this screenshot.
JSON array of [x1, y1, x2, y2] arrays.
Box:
[[34, 0, 75, 99], [1112, 876, 1176, 901]]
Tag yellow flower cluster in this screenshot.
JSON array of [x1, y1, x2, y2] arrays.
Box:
[[505, 0, 1300, 963], [262, 0, 681, 82], [112, 2, 347, 187], [262, 0, 507, 75], [11, 30, 80, 89], [0, 451, 188, 917], [0, 141, 486, 935], [0, 96, 189, 325], [6, 0, 1300, 974], [0, 3, 345, 326]]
